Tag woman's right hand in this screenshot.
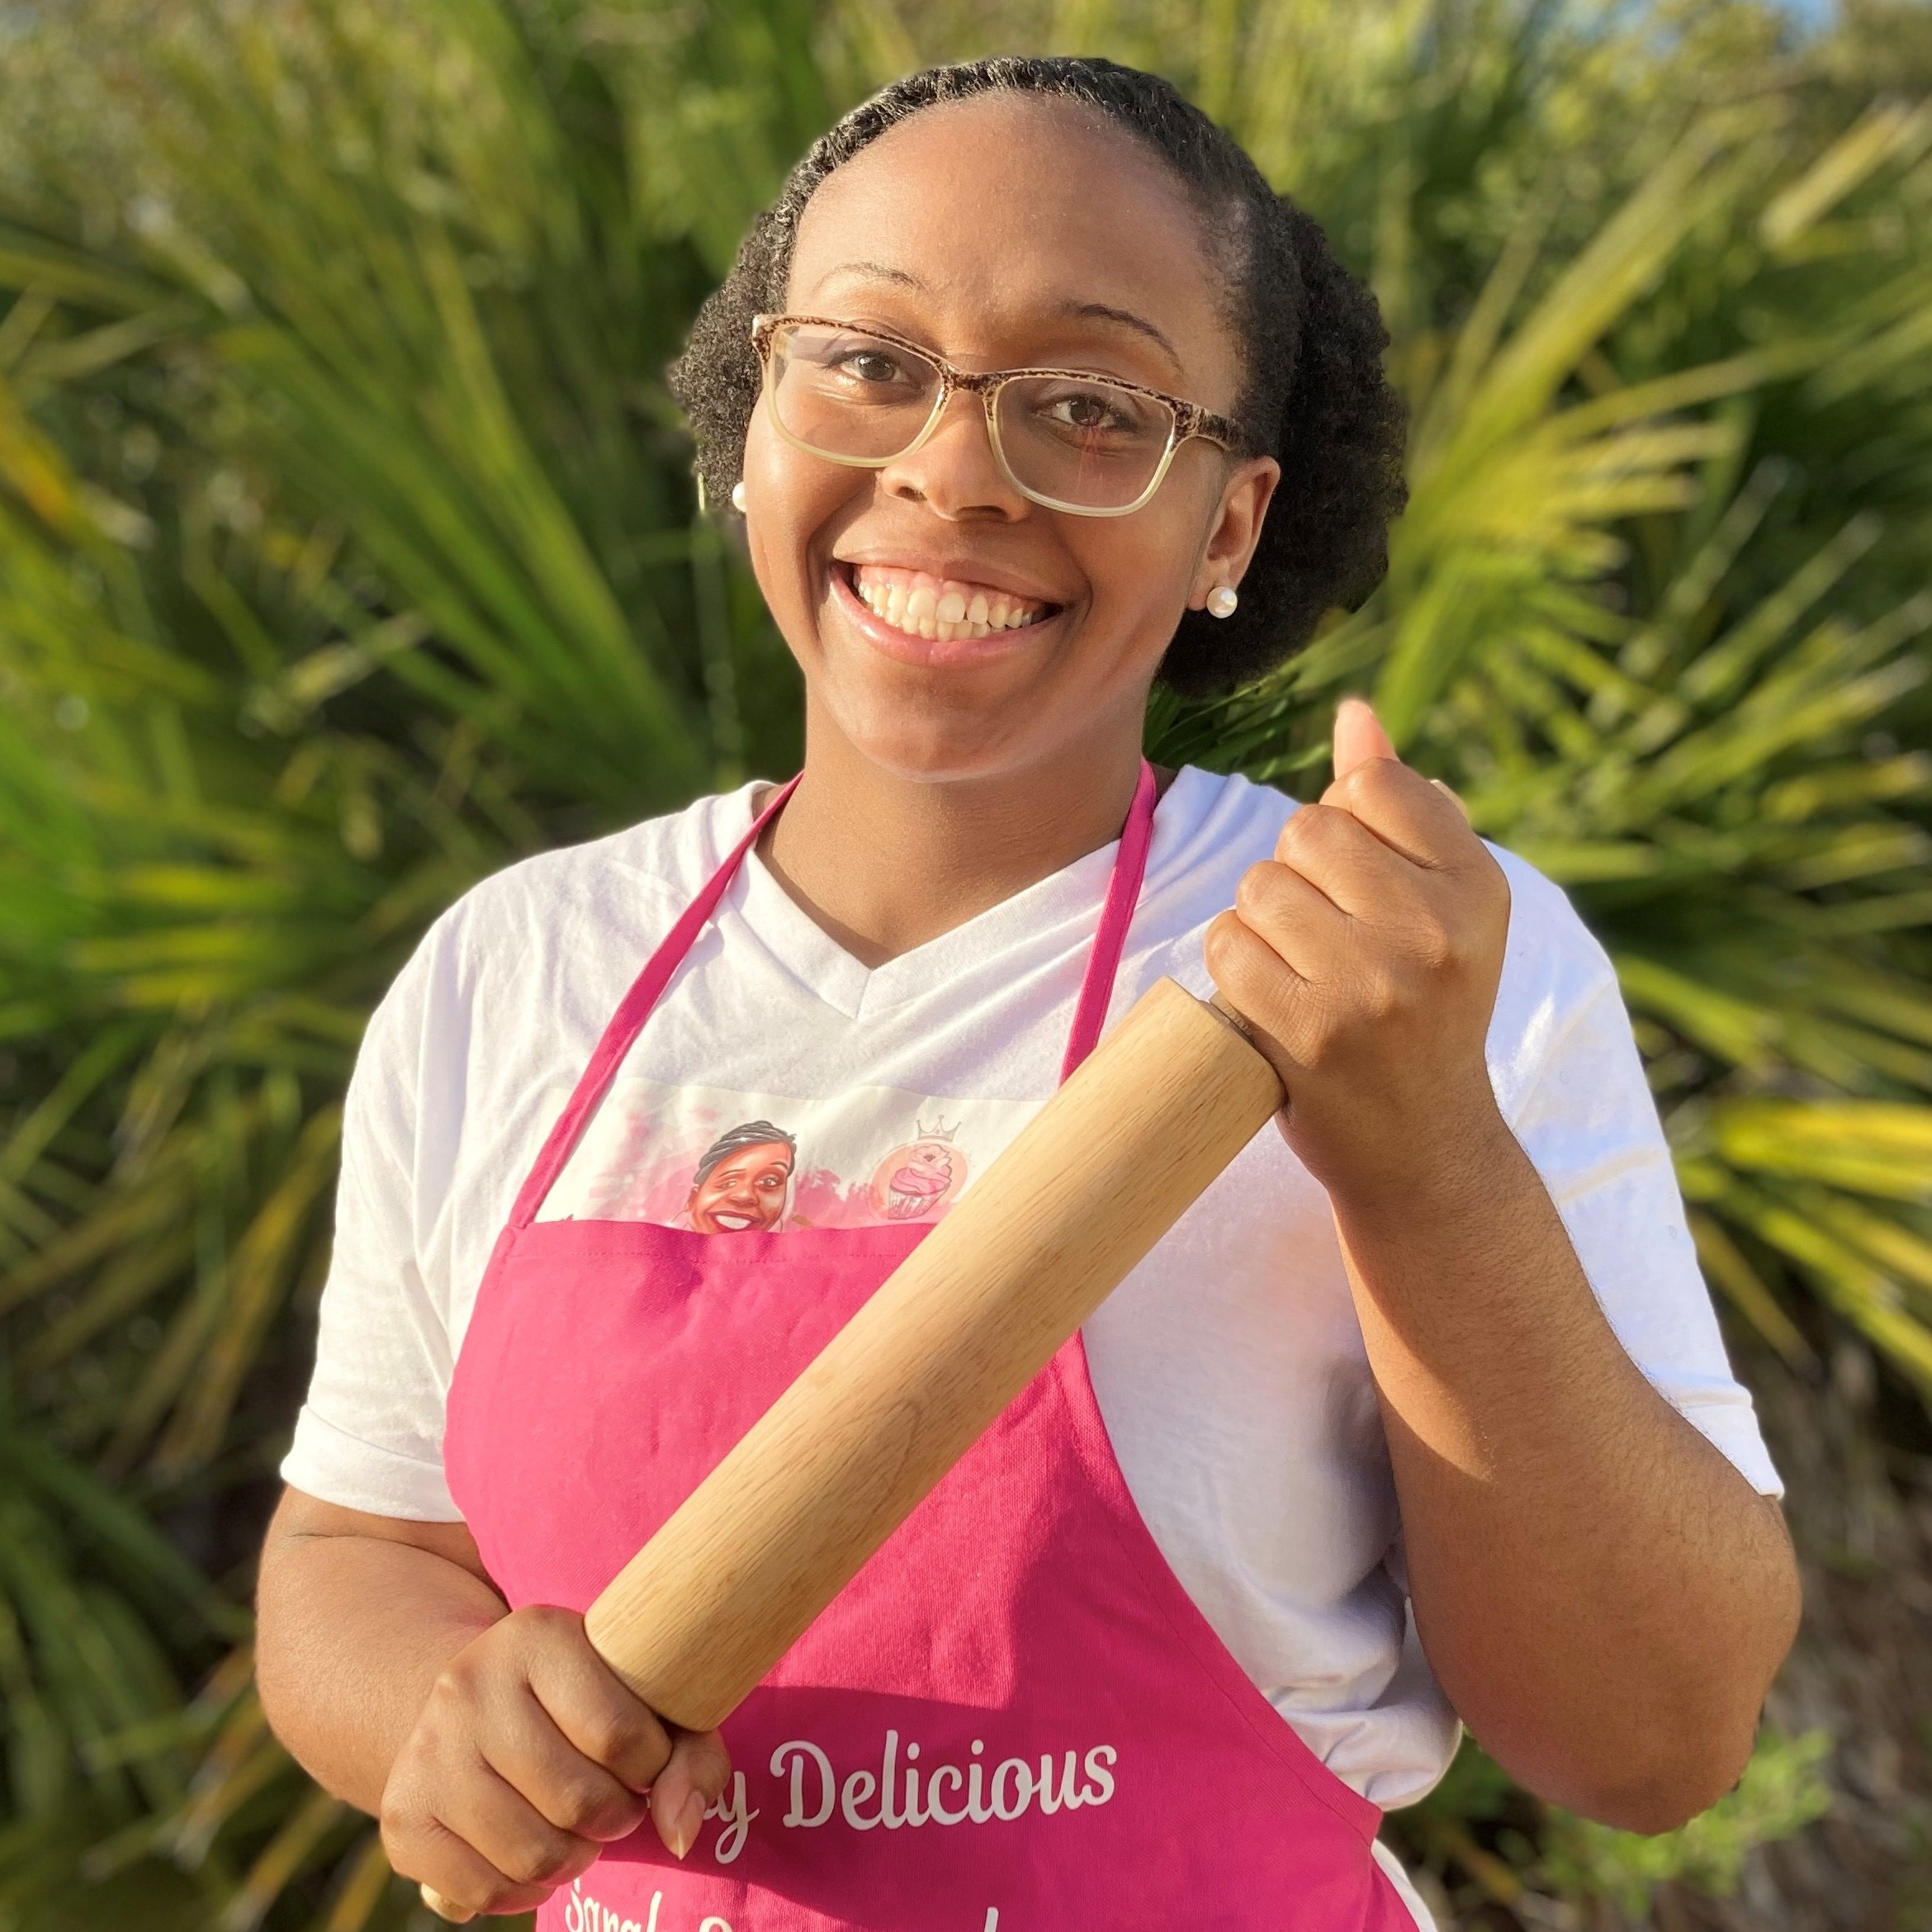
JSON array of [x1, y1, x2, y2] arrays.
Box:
[[379, 1603, 732, 1917]]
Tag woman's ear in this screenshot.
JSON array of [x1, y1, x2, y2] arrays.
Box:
[[1188, 456, 1281, 611]]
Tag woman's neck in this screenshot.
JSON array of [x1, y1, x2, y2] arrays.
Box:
[[758, 714, 1153, 969]]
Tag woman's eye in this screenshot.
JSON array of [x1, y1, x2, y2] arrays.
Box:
[[1047, 391, 1133, 434], [836, 351, 905, 385]]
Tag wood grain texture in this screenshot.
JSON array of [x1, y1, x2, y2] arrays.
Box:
[[581, 977, 1284, 1730]]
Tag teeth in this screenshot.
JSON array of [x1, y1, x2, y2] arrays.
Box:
[[849, 566, 1046, 642]]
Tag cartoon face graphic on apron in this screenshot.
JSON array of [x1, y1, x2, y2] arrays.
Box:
[[444, 765, 1412, 1931]]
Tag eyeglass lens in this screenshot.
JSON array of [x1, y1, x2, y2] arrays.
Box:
[[767, 321, 1177, 510]]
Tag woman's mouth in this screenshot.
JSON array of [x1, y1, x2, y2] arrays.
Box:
[[840, 563, 1057, 644], [711, 1211, 757, 1231]]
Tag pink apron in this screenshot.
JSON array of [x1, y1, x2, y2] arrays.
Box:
[[444, 765, 1410, 1931]]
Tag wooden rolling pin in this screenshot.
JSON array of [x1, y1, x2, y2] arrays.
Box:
[[424, 976, 1283, 1920]]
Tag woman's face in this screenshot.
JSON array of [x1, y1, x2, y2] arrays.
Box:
[[687, 1140, 794, 1233], [741, 93, 1280, 784]]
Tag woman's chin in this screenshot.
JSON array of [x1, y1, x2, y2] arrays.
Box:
[[812, 647, 1070, 783], [838, 717, 1044, 785]]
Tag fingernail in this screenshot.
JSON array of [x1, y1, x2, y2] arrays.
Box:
[[671, 1788, 706, 1859]]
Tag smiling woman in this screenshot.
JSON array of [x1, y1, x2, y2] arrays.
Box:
[[253, 54, 1798, 1932], [683, 1121, 798, 1234], [675, 57, 1405, 703]]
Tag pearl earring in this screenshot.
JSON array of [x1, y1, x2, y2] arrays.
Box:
[[730, 480, 748, 514], [1206, 585, 1238, 619]]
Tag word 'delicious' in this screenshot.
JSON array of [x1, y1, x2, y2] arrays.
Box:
[[769, 1730, 1117, 1833]]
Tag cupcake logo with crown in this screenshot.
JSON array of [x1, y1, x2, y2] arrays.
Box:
[[869, 1115, 968, 1221]]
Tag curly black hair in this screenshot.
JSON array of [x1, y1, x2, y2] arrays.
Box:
[[668, 56, 1407, 698]]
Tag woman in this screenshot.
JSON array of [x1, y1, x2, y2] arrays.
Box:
[[681, 1121, 798, 1234], [257, 56, 1800, 1930]]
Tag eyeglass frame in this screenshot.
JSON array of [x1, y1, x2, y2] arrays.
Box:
[[748, 313, 1245, 519]]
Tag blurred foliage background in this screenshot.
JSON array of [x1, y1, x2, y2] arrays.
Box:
[[0, 0, 1929, 1925]]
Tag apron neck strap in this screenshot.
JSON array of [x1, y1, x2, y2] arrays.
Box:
[[510, 760, 1158, 1230], [509, 775, 799, 1229], [1059, 755, 1157, 1081]]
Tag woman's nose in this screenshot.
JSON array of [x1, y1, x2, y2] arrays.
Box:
[[880, 391, 1028, 521]]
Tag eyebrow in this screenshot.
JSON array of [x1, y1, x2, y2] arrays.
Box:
[[1061, 301, 1183, 374], [812, 260, 927, 294], [803, 270, 1186, 373]]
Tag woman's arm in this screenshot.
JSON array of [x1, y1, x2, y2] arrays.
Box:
[[1205, 702, 1800, 1832], [258, 1489, 730, 1917], [1331, 1110, 1797, 1829], [256, 1492, 504, 1811]]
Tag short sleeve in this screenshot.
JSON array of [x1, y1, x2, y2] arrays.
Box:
[[280, 920, 466, 1520], [1487, 852, 1782, 1499]]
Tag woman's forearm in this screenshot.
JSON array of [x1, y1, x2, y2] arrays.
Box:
[[1331, 1105, 1800, 1830], [260, 1489, 725, 1908], [256, 1490, 506, 1812]]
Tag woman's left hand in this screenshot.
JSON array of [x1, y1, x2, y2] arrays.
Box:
[[1205, 697, 1512, 1198]]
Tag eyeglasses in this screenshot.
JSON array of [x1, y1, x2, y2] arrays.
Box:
[[749, 314, 1242, 517]]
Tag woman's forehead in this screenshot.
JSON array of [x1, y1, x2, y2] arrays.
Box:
[[787, 93, 1238, 393], [716, 1144, 792, 1167]]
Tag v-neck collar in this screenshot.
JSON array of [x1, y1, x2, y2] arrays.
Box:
[[722, 785, 1165, 1024]]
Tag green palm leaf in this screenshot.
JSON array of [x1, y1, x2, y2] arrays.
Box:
[[2, 1, 1929, 1925]]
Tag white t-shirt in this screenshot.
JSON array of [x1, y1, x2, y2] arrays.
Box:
[[285, 765, 1778, 1842]]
